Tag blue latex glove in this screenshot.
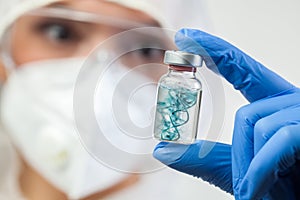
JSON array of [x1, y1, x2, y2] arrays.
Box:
[[153, 28, 300, 199]]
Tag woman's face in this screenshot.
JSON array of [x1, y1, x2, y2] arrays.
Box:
[[7, 0, 167, 67], [0, 1, 170, 199]]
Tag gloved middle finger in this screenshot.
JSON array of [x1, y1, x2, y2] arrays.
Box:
[[254, 104, 300, 155]]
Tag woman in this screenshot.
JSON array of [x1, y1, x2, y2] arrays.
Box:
[[0, 0, 228, 200]]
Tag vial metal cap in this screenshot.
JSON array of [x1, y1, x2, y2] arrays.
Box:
[[164, 50, 203, 67]]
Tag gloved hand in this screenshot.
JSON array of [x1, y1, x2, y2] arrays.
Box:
[[153, 28, 300, 199]]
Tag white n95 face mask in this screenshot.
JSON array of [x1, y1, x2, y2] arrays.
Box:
[[0, 57, 132, 199]]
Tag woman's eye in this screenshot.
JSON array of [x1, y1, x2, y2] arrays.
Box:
[[135, 48, 164, 62], [36, 21, 80, 43], [121, 47, 165, 67], [138, 48, 156, 57], [45, 24, 70, 41]]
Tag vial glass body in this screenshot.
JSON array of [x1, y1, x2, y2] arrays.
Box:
[[153, 67, 202, 144]]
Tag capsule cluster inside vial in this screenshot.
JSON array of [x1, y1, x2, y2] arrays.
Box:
[[154, 84, 201, 143]]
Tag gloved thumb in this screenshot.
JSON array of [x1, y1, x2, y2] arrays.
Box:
[[153, 140, 233, 194]]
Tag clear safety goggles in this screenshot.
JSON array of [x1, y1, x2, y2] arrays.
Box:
[[2, 6, 175, 70]]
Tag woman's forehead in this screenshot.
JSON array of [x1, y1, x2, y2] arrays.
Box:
[[46, 0, 160, 27]]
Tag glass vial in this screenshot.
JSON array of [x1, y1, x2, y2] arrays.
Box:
[[153, 50, 203, 144]]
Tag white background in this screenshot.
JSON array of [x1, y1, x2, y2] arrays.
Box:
[[205, 0, 300, 144]]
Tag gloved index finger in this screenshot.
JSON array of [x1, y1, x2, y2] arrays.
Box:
[[175, 28, 294, 102]]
